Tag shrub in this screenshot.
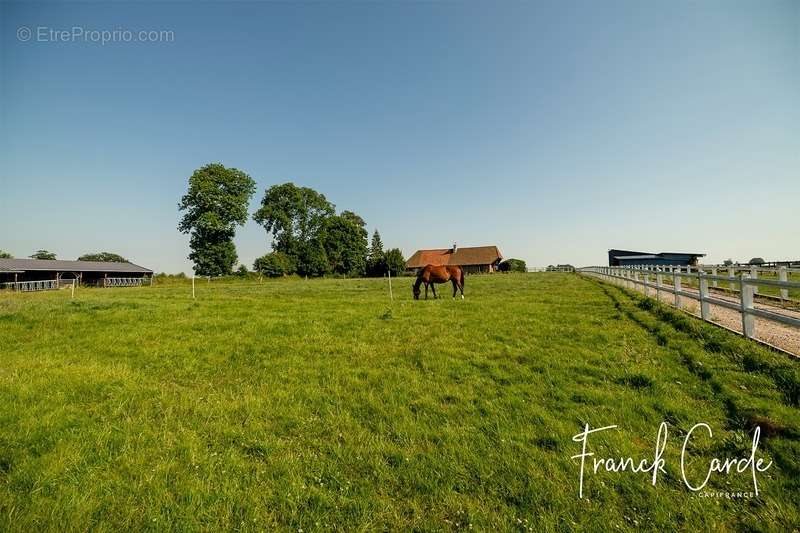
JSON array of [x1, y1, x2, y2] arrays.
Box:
[[253, 252, 296, 277], [499, 258, 527, 273]]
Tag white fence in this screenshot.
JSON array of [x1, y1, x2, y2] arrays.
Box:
[[0, 280, 60, 292], [578, 265, 800, 343], [102, 277, 151, 288]]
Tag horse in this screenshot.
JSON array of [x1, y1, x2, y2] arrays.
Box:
[[413, 264, 465, 300]]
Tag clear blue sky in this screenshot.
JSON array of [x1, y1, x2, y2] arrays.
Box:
[[1, 1, 798, 273]]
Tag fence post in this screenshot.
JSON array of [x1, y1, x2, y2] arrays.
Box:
[[779, 266, 788, 301], [750, 265, 758, 295], [633, 270, 639, 292], [728, 266, 735, 292], [673, 270, 682, 309], [711, 267, 718, 288], [656, 268, 662, 301], [740, 274, 755, 338], [699, 272, 709, 320]]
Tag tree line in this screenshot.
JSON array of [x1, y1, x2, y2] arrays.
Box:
[[177, 163, 405, 278], [0, 250, 129, 262]]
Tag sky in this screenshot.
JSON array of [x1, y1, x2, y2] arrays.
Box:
[[1, 1, 798, 273]]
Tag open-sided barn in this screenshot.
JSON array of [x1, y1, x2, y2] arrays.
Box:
[[406, 244, 503, 274], [0, 258, 153, 287]]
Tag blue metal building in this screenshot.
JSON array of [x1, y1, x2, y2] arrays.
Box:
[[608, 249, 705, 267]]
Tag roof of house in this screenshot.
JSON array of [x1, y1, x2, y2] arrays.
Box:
[[406, 246, 503, 268], [0, 258, 152, 273]]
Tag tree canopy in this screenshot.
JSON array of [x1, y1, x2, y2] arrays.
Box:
[[499, 258, 527, 273], [254, 183, 372, 277], [250, 182, 403, 278], [321, 211, 368, 277], [78, 252, 128, 263], [384, 248, 405, 276], [253, 252, 296, 277], [29, 250, 56, 260], [178, 163, 256, 276], [748, 257, 765, 265], [367, 230, 385, 276], [252, 183, 335, 256], [0, 250, 12, 259]]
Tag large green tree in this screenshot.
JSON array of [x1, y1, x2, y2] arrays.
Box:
[[0, 250, 12, 259], [253, 183, 336, 276], [78, 252, 128, 262], [29, 250, 56, 260], [178, 163, 256, 276], [322, 211, 368, 276], [384, 248, 405, 276]]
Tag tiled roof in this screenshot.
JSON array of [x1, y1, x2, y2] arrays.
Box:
[[406, 246, 502, 268], [0, 258, 152, 273]]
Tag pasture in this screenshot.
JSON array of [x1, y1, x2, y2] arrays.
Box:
[[1, 273, 798, 531]]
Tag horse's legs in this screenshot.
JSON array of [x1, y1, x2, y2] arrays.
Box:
[[431, 283, 437, 299], [424, 282, 428, 299], [452, 279, 457, 298]]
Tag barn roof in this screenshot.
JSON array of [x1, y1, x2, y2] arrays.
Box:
[[0, 258, 152, 273], [406, 246, 503, 268]]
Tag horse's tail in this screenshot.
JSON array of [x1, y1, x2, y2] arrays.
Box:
[[459, 267, 466, 288]]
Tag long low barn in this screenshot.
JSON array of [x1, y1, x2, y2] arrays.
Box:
[[0, 258, 153, 287], [406, 244, 503, 274]]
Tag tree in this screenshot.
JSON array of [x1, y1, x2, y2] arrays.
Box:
[[253, 183, 336, 277], [748, 257, 765, 265], [29, 250, 56, 260], [384, 248, 405, 276], [0, 250, 12, 259], [253, 252, 296, 277], [253, 183, 335, 255], [499, 258, 527, 273], [178, 163, 255, 276], [294, 240, 328, 277], [367, 230, 385, 277], [78, 252, 128, 262], [321, 211, 368, 276], [723, 258, 734, 266], [236, 264, 249, 277]]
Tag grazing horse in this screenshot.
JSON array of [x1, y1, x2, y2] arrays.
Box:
[[413, 265, 465, 300]]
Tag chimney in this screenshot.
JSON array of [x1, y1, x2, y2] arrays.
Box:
[[452, 242, 457, 253]]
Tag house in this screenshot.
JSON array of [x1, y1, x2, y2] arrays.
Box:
[[0, 258, 153, 287], [406, 244, 503, 274], [608, 249, 705, 267]]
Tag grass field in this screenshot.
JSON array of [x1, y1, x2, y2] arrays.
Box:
[[1, 273, 799, 531]]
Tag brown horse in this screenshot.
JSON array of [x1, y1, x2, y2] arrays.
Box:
[[413, 264, 465, 300]]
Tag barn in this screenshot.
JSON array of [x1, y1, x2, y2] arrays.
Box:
[[0, 258, 153, 288], [406, 244, 503, 274], [608, 249, 705, 267]]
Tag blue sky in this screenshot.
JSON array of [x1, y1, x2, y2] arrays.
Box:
[[1, 1, 797, 273]]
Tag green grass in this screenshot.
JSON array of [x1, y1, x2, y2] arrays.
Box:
[[1, 273, 798, 531]]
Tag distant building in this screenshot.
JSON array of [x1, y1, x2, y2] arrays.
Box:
[[406, 244, 503, 274], [0, 258, 152, 286], [608, 249, 705, 267]]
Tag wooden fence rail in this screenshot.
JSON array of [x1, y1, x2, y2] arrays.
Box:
[[578, 265, 800, 344]]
